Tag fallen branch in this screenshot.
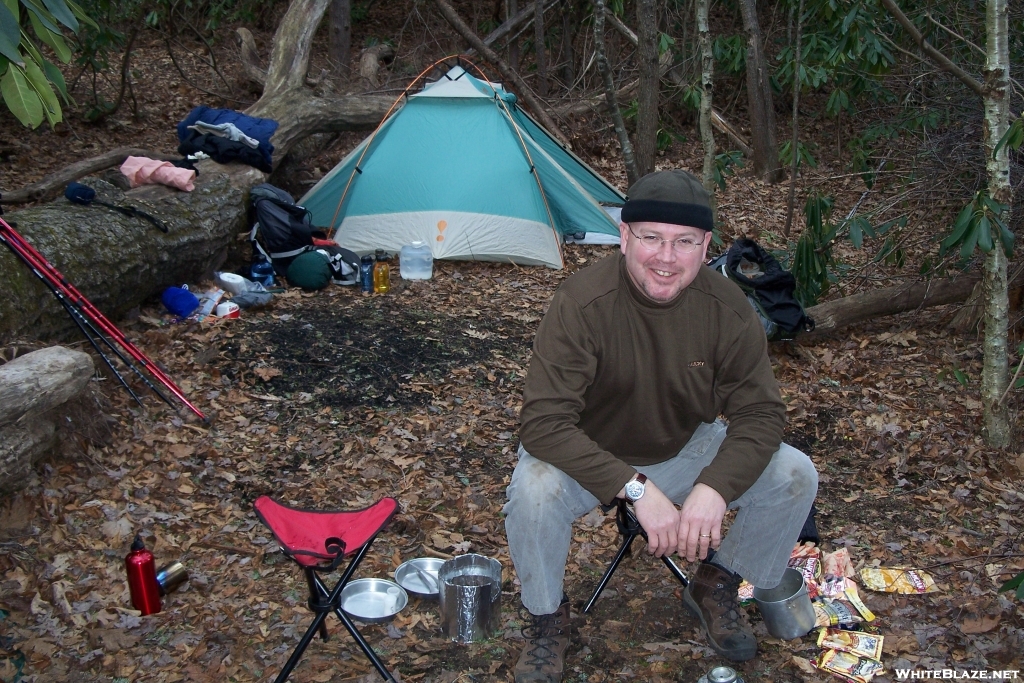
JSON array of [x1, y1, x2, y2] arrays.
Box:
[[432, 0, 572, 148], [804, 273, 983, 337], [465, 0, 560, 58], [1, 148, 178, 204], [878, 0, 985, 99]]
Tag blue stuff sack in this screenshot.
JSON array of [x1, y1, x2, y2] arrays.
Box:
[[162, 286, 200, 317]]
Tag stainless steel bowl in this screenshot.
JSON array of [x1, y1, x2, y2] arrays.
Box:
[[339, 578, 408, 623], [395, 557, 444, 599]]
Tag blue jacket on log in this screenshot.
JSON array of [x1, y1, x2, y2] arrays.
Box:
[[177, 106, 279, 170]]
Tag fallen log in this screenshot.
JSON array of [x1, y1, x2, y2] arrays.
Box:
[[0, 161, 265, 342], [0, 346, 93, 497], [803, 273, 982, 338], [0, 346, 95, 425], [1, 420, 58, 497]]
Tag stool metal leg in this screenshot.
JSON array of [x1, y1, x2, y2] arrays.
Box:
[[583, 529, 640, 613], [273, 538, 398, 683], [584, 500, 688, 615]]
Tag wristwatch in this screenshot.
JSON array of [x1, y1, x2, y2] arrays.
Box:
[[623, 473, 647, 503]]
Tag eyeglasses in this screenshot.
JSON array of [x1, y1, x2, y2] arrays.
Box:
[[626, 224, 706, 254]]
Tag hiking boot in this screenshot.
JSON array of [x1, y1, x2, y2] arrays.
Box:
[[683, 560, 757, 662], [514, 599, 571, 683]]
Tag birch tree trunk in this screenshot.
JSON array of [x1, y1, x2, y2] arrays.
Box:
[[697, 0, 717, 217], [738, 0, 781, 182], [595, 0, 639, 186], [635, 0, 660, 177], [981, 0, 1011, 446]]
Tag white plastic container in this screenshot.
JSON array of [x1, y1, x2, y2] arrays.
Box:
[[400, 241, 433, 280]]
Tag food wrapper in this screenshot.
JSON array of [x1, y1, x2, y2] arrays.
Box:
[[814, 585, 875, 627], [822, 547, 856, 578], [789, 545, 822, 599], [842, 583, 875, 622], [817, 628, 884, 660], [814, 599, 864, 627], [859, 567, 937, 593], [817, 648, 884, 683], [738, 579, 754, 603], [819, 574, 853, 599]]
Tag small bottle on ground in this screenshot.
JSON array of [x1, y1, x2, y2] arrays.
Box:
[[373, 249, 390, 293]]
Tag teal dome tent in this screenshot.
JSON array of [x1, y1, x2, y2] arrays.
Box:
[[300, 64, 625, 269]]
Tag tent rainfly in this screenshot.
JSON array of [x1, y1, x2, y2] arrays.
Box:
[[299, 65, 625, 269]]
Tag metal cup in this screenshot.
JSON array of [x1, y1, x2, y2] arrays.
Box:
[[752, 567, 816, 640], [155, 561, 189, 596], [437, 554, 502, 643]]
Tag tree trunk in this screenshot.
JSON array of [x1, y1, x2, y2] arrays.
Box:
[[0, 347, 95, 425], [697, 0, 716, 211], [0, 346, 93, 497], [804, 273, 983, 338], [0, 165, 265, 342], [635, 0, 659, 177], [328, 0, 352, 72], [534, 0, 548, 96], [508, 0, 520, 70], [738, 0, 781, 182], [783, 0, 804, 236], [358, 44, 395, 88], [981, 0, 1011, 446], [561, 3, 575, 87], [594, 0, 638, 186]]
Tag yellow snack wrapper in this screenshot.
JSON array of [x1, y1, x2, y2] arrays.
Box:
[[817, 628, 884, 660], [859, 567, 937, 594], [843, 583, 876, 622], [814, 599, 863, 627], [817, 648, 884, 683]]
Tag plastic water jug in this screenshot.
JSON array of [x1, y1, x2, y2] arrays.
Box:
[[400, 241, 433, 280]]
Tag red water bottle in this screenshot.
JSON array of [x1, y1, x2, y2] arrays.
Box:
[[126, 534, 161, 615]]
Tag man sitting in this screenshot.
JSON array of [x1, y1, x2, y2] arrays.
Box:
[[504, 169, 818, 682]]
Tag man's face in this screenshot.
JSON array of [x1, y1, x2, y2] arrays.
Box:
[[619, 220, 710, 303]]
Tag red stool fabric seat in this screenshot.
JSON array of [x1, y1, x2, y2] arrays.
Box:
[[254, 495, 399, 683]]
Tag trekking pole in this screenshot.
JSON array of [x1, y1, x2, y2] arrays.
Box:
[[0, 218, 207, 421], [0, 229, 144, 403], [57, 292, 147, 407], [3, 229, 177, 409], [1, 220, 200, 418]]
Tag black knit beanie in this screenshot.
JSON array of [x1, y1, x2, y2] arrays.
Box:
[[620, 169, 713, 232]]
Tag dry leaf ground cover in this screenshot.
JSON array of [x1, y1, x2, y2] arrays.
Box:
[[1, 245, 1023, 683]]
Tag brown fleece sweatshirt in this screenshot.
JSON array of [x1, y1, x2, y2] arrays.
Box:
[[519, 252, 786, 505]]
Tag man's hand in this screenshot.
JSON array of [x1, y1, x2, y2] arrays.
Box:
[[628, 481, 681, 558], [677, 483, 727, 562]]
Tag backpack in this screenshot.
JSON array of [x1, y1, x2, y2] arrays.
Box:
[[249, 183, 319, 275], [248, 183, 359, 284], [708, 238, 815, 342]]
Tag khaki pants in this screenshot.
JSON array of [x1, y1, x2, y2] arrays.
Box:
[[503, 420, 818, 615]]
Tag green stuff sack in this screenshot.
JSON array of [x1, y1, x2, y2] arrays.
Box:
[[286, 250, 332, 290]]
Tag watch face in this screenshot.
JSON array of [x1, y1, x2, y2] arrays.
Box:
[[625, 480, 644, 500]]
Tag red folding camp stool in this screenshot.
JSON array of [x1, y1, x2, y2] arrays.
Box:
[[254, 495, 400, 683], [583, 499, 688, 614]]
